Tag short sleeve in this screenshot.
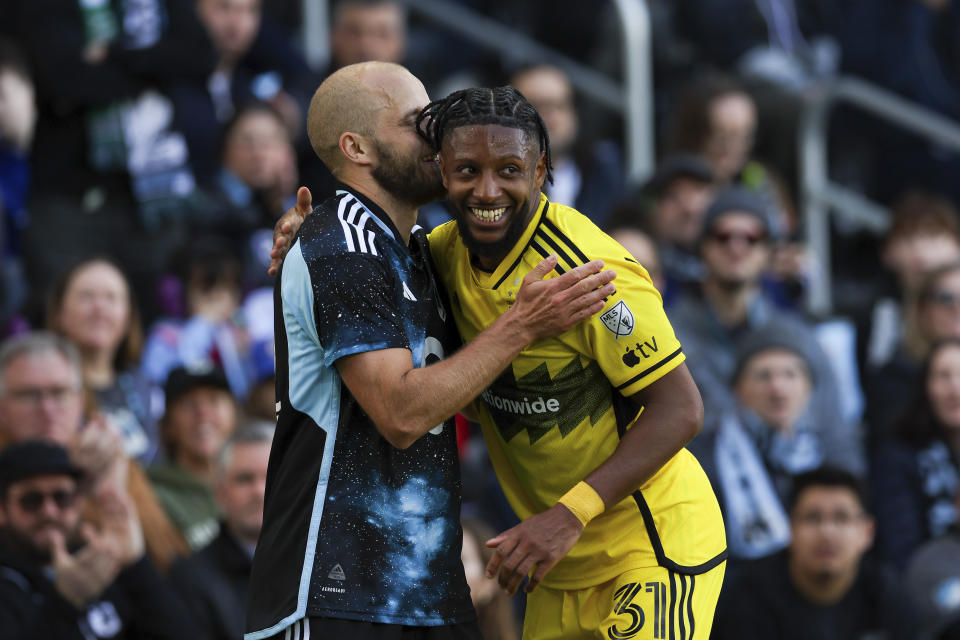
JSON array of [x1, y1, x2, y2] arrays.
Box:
[[580, 256, 685, 397], [298, 246, 409, 366]]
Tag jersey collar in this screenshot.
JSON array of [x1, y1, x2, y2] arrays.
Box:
[[334, 182, 401, 244], [483, 192, 550, 290]]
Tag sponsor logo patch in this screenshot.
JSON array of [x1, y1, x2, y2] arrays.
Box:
[[600, 301, 634, 338], [621, 337, 660, 367], [328, 564, 346, 581]]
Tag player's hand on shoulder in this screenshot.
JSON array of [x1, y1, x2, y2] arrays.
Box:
[[268, 186, 313, 276], [483, 503, 584, 596], [511, 256, 617, 341]]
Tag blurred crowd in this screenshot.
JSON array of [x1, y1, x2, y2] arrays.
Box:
[[3, 0, 960, 638]]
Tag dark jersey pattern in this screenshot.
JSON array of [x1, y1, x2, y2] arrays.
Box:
[[245, 188, 472, 639]]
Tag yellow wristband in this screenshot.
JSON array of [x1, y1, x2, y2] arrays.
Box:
[[557, 481, 605, 527]]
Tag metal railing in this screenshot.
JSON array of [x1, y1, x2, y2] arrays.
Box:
[[302, 0, 655, 187], [800, 76, 960, 315]]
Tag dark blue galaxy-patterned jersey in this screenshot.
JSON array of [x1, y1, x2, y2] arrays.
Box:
[[245, 188, 473, 639]]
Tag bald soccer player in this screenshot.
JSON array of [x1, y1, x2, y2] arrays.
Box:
[[244, 62, 616, 640]]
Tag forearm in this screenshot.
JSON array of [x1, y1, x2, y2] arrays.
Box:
[[370, 307, 533, 448], [583, 401, 700, 508]]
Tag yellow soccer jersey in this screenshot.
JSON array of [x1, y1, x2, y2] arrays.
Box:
[[429, 194, 726, 590]]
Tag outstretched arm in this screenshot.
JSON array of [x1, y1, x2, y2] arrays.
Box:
[[485, 363, 703, 594], [338, 256, 617, 449]]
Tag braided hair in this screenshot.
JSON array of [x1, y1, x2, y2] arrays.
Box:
[[416, 86, 554, 185]]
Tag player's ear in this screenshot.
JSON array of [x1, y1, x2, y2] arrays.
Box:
[[339, 131, 374, 167]]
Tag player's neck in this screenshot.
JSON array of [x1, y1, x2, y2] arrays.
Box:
[[341, 175, 417, 244]]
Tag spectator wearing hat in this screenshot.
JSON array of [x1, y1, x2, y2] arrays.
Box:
[[148, 364, 238, 550], [671, 188, 859, 473], [712, 467, 914, 640], [690, 325, 865, 568], [0, 331, 191, 571], [169, 423, 272, 640], [0, 440, 193, 639]]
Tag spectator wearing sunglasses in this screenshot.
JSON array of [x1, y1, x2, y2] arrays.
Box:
[[0, 332, 191, 571], [670, 188, 861, 476], [0, 440, 192, 639]]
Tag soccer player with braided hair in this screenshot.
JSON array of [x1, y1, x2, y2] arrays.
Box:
[[269, 81, 727, 640]]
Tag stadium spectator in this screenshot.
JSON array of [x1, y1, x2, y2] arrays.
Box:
[[298, 0, 410, 212], [673, 1, 842, 188], [18, 0, 216, 323], [148, 364, 238, 551], [691, 326, 859, 566], [202, 102, 298, 289], [142, 238, 257, 400], [330, 0, 407, 69], [860, 194, 960, 442], [510, 64, 626, 228], [47, 258, 164, 465], [0, 440, 194, 639], [0, 332, 85, 449], [172, 0, 312, 185], [669, 74, 761, 187], [606, 153, 715, 300], [669, 187, 858, 475], [666, 71, 803, 241], [871, 338, 960, 569], [0, 331, 190, 570], [712, 467, 914, 640], [606, 225, 664, 293], [169, 423, 271, 640], [0, 38, 34, 330]]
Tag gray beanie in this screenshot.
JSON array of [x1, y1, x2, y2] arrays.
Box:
[[733, 324, 817, 384], [700, 186, 780, 245]]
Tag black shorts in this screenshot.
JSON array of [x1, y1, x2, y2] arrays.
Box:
[[262, 617, 483, 640]]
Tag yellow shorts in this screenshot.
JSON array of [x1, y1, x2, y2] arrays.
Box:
[[523, 562, 726, 640]]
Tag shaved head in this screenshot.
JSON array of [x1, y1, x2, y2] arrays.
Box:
[[307, 61, 419, 174]]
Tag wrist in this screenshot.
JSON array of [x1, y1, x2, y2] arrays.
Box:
[[557, 481, 605, 528], [496, 304, 535, 348]]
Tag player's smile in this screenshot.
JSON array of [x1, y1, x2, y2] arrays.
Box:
[[440, 124, 547, 269]]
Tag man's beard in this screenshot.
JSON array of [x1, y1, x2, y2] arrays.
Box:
[[0, 523, 77, 565], [453, 200, 533, 264], [712, 273, 750, 292], [371, 141, 445, 207]]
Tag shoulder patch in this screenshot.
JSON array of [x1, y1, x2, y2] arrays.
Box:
[[600, 300, 634, 338]]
